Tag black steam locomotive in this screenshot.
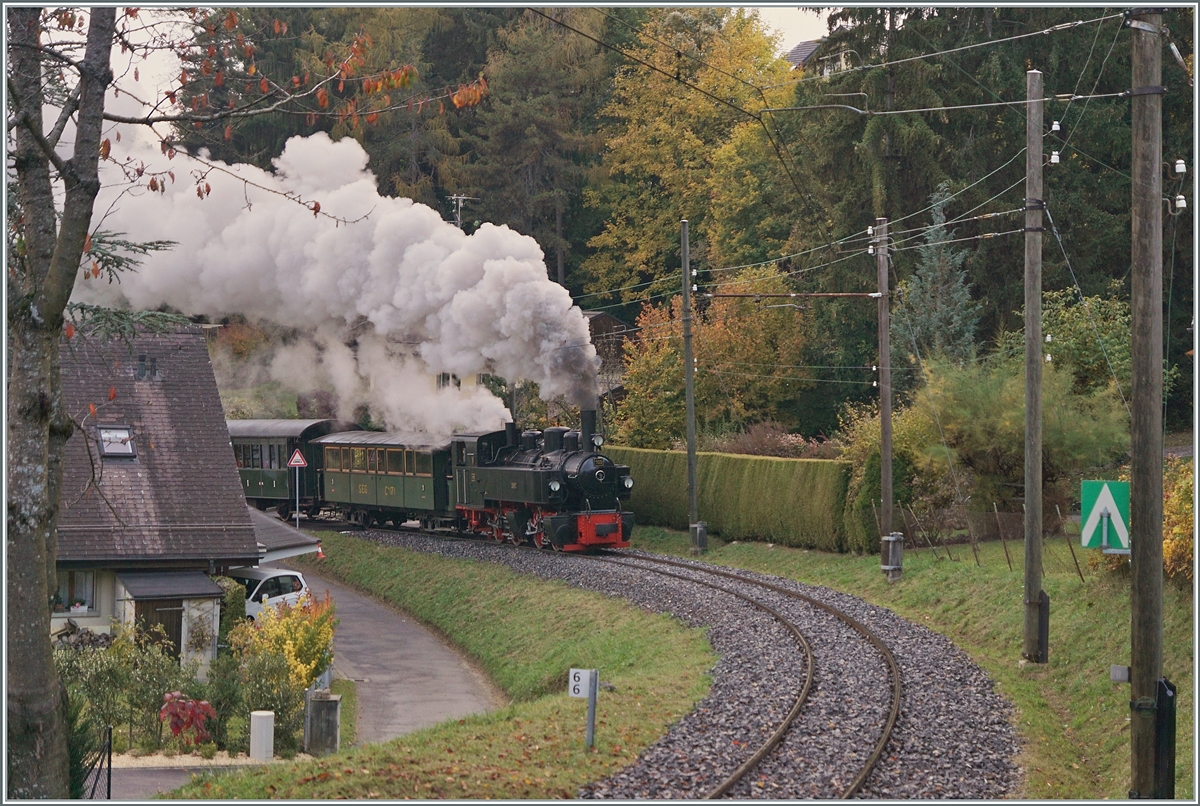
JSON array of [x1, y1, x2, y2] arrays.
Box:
[[229, 411, 633, 551]]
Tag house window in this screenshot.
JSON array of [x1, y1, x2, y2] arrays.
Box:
[[55, 570, 95, 613], [98, 426, 135, 457], [437, 373, 460, 390]]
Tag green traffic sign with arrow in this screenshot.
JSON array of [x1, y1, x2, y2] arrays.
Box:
[[1080, 480, 1130, 554]]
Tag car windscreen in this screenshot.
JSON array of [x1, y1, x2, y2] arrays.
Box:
[[228, 576, 258, 600]]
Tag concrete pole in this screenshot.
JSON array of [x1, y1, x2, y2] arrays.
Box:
[[682, 221, 699, 543], [1023, 69, 1045, 663], [1129, 10, 1165, 797], [875, 218, 896, 581]]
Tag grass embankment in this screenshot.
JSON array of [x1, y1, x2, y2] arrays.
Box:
[[171, 532, 715, 799], [634, 526, 1194, 800]]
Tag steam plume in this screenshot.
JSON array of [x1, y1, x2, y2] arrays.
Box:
[[74, 133, 599, 441]]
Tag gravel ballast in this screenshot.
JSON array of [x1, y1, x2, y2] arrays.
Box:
[[355, 530, 1022, 799]]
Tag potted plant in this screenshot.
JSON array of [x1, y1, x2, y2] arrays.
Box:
[[69, 599, 88, 613]]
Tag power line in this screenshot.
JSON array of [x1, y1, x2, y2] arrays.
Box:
[[795, 12, 1124, 84]]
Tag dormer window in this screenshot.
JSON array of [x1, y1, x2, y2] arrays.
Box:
[[99, 426, 136, 457]]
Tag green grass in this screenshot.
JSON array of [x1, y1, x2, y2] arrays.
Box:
[[170, 526, 1191, 800], [633, 524, 1194, 800], [330, 678, 356, 749], [169, 532, 716, 799]]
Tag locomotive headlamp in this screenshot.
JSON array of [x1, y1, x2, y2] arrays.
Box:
[[592, 435, 604, 448], [623, 477, 634, 490], [548, 480, 561, 492]]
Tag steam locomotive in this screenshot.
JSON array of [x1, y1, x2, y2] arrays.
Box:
[[228, 411, 633, 551]]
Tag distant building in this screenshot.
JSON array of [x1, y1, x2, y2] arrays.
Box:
[[583, 311, 637, 403], [56, 327, 260, 674], [784, 39, 824, 70]]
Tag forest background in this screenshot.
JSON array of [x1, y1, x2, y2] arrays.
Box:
[[200, 7, 1192, 511]]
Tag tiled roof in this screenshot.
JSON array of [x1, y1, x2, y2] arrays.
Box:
[[785, 39, 823, 68], [116, 570, 224, 600], [57, 327, 259, 567]]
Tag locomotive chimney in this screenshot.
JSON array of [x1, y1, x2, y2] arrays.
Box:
[[581, 409, 597, 450], [506, 421, 519, 448]]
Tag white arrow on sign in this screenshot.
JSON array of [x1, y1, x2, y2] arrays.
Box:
[[1081, 483, 1129, 549]]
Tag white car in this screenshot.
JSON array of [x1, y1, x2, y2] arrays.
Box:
[[227, 567, 310, 621]]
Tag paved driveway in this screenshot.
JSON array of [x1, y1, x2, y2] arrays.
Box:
[[296, 563, 505, 744]]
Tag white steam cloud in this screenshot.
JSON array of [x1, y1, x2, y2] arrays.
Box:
[[75, 133, 599, 442]]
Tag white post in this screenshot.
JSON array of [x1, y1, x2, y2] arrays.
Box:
[[295, 464, 301, 530], [249, 710, 274, 761]]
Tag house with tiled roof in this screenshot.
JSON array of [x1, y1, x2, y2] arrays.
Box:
[[55, 326, 261, 675], [785, 38, 824, 70]]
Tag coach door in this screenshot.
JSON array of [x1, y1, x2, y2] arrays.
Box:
[[135, 599, 183, 659]]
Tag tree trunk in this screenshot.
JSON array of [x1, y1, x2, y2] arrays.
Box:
[[6, 7, 115, 797]]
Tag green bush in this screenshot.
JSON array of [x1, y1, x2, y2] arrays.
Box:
[[65, 682, 103, 799], [606, 446, 851, 550], [201, 653, 242, 751], [238, 651, 305, 754], [213, 576, 246, 650]]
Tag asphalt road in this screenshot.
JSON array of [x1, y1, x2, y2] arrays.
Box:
[[111, 560, 502, 799]]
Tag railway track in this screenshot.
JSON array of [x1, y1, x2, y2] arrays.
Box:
[[593, 551, 901, 799], [332, 523, 1021, 798]]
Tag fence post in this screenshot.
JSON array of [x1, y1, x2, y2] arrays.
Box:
[[249, 711, 274, 761]]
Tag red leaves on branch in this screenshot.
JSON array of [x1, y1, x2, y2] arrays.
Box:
[[273, 19, 288, 35], [224, 125, 233, 140], [311, 201, 321, 217], [214, 70, 224, 87], [88, 403, 96, 418], [259, 77, 269, 94], [316, 88, 329, 108], [64, 322, 75, 340], [83, 232, 92, 253], [108, 387, 117, 401], [148, 177, 158, 192], [223, 11, 238, 31]]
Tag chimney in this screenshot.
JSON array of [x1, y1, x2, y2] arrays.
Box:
[[581, 409, 597, 450], [506, 421, 519, 448]]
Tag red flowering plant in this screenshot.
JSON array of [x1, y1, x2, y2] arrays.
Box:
[[159, 691, 218, 745]]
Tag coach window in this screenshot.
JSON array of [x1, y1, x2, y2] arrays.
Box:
[[352, 448, 366, 472], [268, 444, 277, 469], [367, 448, 379, 472], [235, 445, 244, 468], [415, 452, 432, 477], [251, 444, 262, 468], [404, 450, 415, 474], [324, 447, 337, 471], [387, 449, 404, 474]]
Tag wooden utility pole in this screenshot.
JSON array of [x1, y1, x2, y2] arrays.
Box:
[[875, 218, 897, 581], [682, 220, 700, 550], [1023, 69, 1046, 663], [1128, 9, 1167, 798]]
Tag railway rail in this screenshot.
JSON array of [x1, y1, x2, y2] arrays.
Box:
[[311, 520, 1021, 798], [596, 551, 901, 798]]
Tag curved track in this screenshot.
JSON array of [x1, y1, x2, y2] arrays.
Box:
[[600, 551, 901, 799]]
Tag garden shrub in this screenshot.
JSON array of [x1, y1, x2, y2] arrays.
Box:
[[202, 653, 242, 751], [212, 576, 246, 650], [228, 592, 336, 688], [238, 651, 306, 753], [65, 682, 102, 799], [1092, 456, 1193, 585]]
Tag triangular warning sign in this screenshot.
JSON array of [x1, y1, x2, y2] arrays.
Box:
[[288, 449, 308, 468]]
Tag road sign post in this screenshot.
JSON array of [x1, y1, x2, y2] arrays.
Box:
[[568, 668, 598, 747], [288, 449, 308, 530]]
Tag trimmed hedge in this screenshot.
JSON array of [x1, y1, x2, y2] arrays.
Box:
[[606, 447, 852, 552]]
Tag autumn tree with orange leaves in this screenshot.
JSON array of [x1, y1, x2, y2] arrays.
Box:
[[5, 7, 484, 797]]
